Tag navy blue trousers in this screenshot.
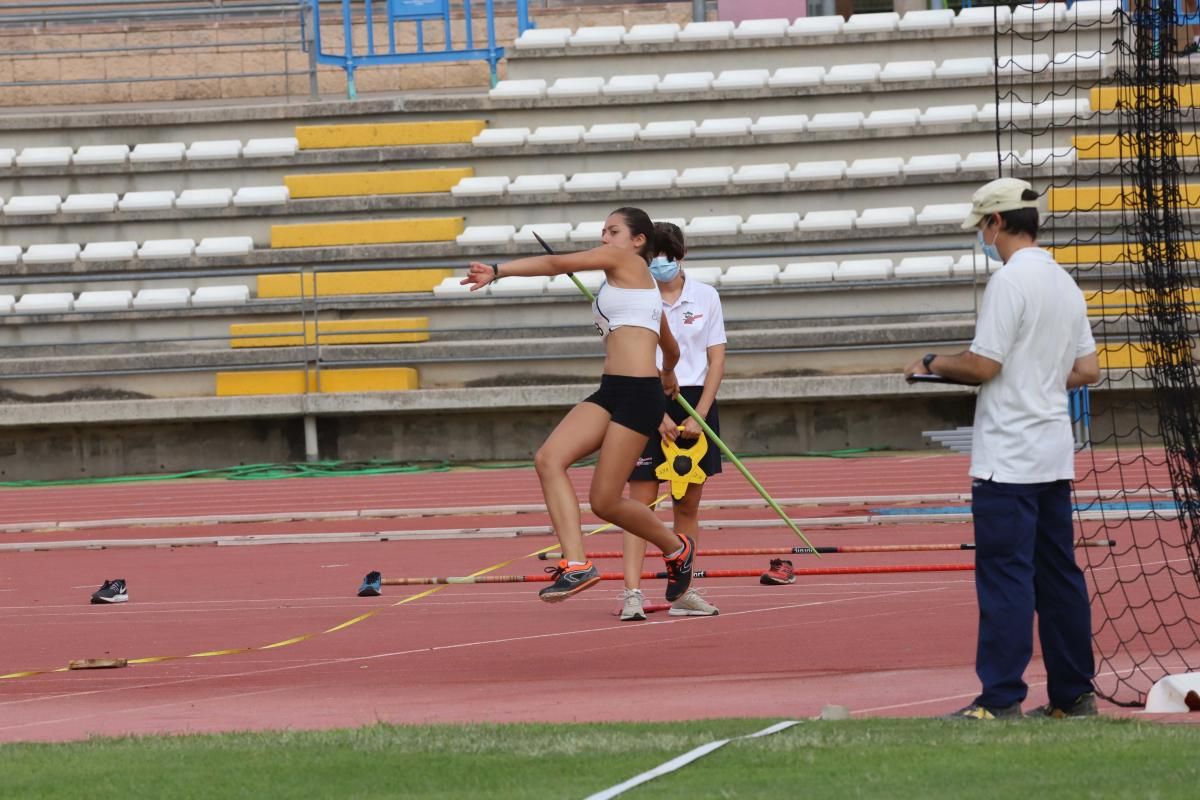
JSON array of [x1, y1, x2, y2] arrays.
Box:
[[971, 478, 1096, 709]]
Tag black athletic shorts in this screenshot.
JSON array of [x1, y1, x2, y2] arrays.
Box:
[[629, 384, 722, 483], [583, 374, 666, 438]]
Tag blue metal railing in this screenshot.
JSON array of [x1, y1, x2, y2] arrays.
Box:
[[311, 0, 533, 99]]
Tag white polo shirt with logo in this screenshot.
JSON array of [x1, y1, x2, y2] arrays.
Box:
[[968, 247, 1096, 483], [654, 274, 727, 386]]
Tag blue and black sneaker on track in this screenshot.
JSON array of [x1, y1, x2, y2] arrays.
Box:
[[538, 560, 601, 602], [91, 579, 128, 604], [663, 534, 696, 602], [357, 571, 382, 597]]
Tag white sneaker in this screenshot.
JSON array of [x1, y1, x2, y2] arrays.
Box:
[[620, 588, 646, 621], [669, 588, 719, 616]]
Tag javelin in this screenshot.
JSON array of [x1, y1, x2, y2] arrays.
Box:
[[380, 563, 973, 585], [529, 230, 820, 554], [535, 539, 1117, 560]]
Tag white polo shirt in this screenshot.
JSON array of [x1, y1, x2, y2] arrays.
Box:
[[654, 274, 727, 386], [969, 247, 1096, 483]]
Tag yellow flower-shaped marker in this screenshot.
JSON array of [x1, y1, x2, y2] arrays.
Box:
[[655, 427, 708, 500]]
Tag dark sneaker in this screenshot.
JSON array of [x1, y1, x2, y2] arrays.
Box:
[[663, 534, 695, 602], [941, 702, 1022, 721], [1025, 692, 1098, 719], [538, 560, 601, 602], [91, 579, 128, 604], [357, 571, 382, 597], [760, 558, 796, 585]]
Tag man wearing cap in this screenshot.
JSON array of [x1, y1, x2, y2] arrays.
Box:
[[905, 177, 1101, 720]]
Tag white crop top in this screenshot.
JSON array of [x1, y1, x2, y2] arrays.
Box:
[[592, 281, 662, 338]]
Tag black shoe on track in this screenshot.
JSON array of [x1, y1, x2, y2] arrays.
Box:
[[663, 535, 695, 603], [538, 561, 601, 603], [91, 579, 128, 604]]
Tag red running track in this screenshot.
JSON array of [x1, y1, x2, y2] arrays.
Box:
[[0, 452, 1188, 742]]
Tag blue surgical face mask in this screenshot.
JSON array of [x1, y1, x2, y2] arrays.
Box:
[[649, 256, 680, 282], [978, 228, 1002, 263]]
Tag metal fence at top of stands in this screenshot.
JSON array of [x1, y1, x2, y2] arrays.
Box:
[[310, 0, 532, 99], [0, 0, 320, 99]]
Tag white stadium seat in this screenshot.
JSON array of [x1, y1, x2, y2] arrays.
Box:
[[678, 21, 735, 42], [568, 26, 625, 47], [0, 148, 14, 168], [508, 174, 567, 194], [118, 191, 175, 211], [456, 225, 517, 246], [186, 140, 242, 160], [856, 206, 916, 228], [789, 160, 847, 181], [895, 257, 955, 279], [639, 120, 695, 140], [917, 203, 974, 226], [807, 112, 864, 132], [242, 138, 298, 158], [741, 213, 800, 234], [955, 6, 1013, 26], [824, 63, 881, 85], [732, 163, 791, 185], [432, 277, 473, 298], [712, 70, 771, 90], [780, 262, 836, 283], [233, 186, 290, 206], [15, 292, 74, 313], [619, 170, 677, 190], [472, 128, 530, 147], [175, 188, 233, 209], [863, 108, 920, 129], [835, 259, 893, 280], [194, 236, 254, 257], [844, 12, 900, 33], [1033, 97, 1092, 120], [62, 193, 119, 214], [0, 246, 21, 265], [880, 61, 936, 83], [514, 27, 571, 49], [751, 115, 808, 134], [192, 285, 250, 306], [799, 210, 857, 231], [602, 74, 660, 95], [0, 294, 17, 313], [622, 23, 680, 44], [546, 77, 606, 98], [16, 147, 73, 167], [955, 253, 1003, 275], [489, 276, 549, 296], [80, 241, 138, 262], [657, 72, 715, 93], [1018, 146, 1077, 166], [72, 145, 130, 166], [488, 79, 547, 99], [695, 117, 753, 138], [999, 53, 1051, 75], [130, 142, 186, 163], [527, 125, 586, 145], [22, 244, 80, 263], [74, 290, 134, 312], [920, 104, 979, 125], [132, 288, 191, 310], [564, 172, 623, 193], [788, 16, 844, 36], [4, 195, 61, 215], [138, 239, 196, 259], [734, 18, 790, 39], [935, 57, 994, 79], [675, 166, 734, 187], [1068, 0, 1121, 24], [962, 150, 1015, 172], [684, 267, 723, 285], [846, 157, 904, 178], [515, 223, 573, 243], [1013, 2, 1067, 25], [898, 9, 956, 31], [768, 67, 824, 88], [904, 154, 962, 176], [451, 176, 510, 197], [720, 264, 780, 287], [570, 221, 604, 243], [1051, 50, 1106, 73], [684, 215, 741, 237], [583, 123, 641, 143]]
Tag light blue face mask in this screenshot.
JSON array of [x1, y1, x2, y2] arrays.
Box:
[[978, 228, 1002, 263], [649, 256, 680, 282]]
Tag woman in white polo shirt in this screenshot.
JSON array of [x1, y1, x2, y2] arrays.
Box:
[[621, 222, 727, 620]]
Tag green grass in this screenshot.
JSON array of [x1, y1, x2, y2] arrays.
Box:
[[2, 718, 1198, 799]]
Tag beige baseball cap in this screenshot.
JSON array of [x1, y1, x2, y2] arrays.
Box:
[[960, 177, 1040, 230]]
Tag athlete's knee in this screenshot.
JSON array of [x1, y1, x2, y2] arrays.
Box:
[[534, 445, 566, 477], [588, 486, 624, 520]]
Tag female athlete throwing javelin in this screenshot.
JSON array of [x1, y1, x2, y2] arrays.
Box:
[[461, 207, 697, 604]]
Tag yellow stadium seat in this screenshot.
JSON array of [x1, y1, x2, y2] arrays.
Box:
[[216, 367, 419, 396], [229, 318, 430, 348], [284, 168, 474, 199], [1073, 133, 1200, 160], [257, 269, 452, 298], [1048, 184, 1200, 211], [295, 121, 486, 149], [1051, 241, 1200, 265], [1098, 341, 1194, 370], [1086, 287, 1200, 317], [270, 217, 463, 248], [1090, 84, 1200, 111]]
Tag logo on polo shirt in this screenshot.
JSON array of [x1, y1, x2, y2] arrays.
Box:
[[683, 311, 704, 325]]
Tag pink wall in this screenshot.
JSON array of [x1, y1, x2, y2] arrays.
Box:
[[716, 0, 807, 23]]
